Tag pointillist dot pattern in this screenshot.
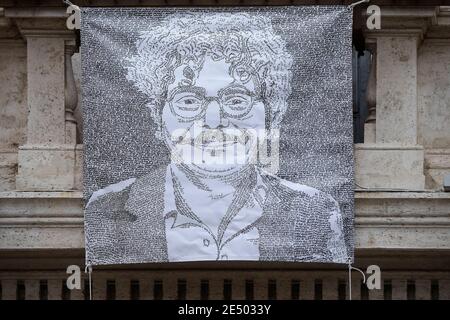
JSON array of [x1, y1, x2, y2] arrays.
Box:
[[81, 7, 355, 266]]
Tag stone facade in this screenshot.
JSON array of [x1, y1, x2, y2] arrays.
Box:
[[0, 1, 449, 300]]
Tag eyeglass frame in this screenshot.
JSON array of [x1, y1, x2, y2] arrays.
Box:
[[165, 85, 263, 123]]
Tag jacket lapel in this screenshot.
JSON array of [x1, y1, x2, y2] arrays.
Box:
[[125, 166, 169, 262]]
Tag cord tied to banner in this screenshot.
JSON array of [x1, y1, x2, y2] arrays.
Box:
[[347, 258, 366, 300], [348, 0, 370, 9], [63, 0, 75, 6], [85, 264, 93, 300]]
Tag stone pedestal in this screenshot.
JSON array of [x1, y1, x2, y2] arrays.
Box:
[[15, 145, 77, 191], [355, 144, 425, 190]]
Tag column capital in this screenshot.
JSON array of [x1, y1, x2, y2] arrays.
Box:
[[363, 6, 439, 42], [5, 9, 76, 42], [19, 28, 75, 42]]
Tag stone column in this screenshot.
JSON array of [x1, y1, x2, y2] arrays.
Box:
[[364, 41, 376, 144], [65, 44, 78, 145], [15, 29, 77, 191], [375, 34, 420, 145], [355, 11, 431, 190]]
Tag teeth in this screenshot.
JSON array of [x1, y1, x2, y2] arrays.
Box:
[[193, 130, 247, 146]]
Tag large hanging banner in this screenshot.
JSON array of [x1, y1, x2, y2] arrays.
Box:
[[82, 7, 354, 266]]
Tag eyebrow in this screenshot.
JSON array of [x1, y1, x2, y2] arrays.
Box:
[[167, 86, 206, 99], [218, 84, 255, 97]]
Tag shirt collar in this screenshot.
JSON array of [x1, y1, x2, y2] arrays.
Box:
[[163, 164, 267, 241]]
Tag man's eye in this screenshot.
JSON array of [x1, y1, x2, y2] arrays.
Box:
[[230, 99, 244, 105], [184, 98, 198, 105], [224, 96, 251, 109], [174, 96, 202, 111]]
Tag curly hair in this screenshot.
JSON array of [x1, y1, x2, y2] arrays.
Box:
[[125, 12, 293, 133]]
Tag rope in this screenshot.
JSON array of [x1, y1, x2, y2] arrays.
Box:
[[348, 0, 370, 9], [348, 259, 366, 300], [85, 265, 93, 300]]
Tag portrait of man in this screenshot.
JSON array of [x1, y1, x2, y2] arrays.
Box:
[[83, 11, 351, 265]]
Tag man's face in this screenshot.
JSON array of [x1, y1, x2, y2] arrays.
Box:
[[161, 55, 266, 174]]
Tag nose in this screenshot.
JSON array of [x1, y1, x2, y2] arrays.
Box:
[[203, 99, 224, 129]]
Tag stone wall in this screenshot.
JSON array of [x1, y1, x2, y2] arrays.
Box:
[[0, 2, 449, 300]]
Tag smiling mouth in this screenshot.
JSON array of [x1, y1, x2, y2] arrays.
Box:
[[192, 130, 248, 147], [172, 129, 253, 153]]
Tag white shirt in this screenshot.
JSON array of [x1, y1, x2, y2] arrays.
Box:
[[163, 164, 266, 262]]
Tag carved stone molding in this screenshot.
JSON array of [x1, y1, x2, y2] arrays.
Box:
[[1, 190, 449, 252]]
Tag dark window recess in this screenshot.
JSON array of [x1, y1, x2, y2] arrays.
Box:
[[353, 48, 371, 143], [200, 280, 209, 300], [177, 279, 187, 300], [361, 281, 369, 300], [245, 280, 254, 300], [153, 280, 163, 300], [130, 280, 140, 300], [106, 280, 116, 300], [407, 280, 416, 300], [16, 280, 25, 300], [223, 279, 232, 300], [291, 280, 300, 300], [268, 280, 277, 300], [84, 279, 89, 300], [431, 280, 439, 300], [61, 280, 70, 300], [39, 280, 48, 300], [384, 280, 392, 300], [338, 280, 347, 300], [314, 280, 322, 300]]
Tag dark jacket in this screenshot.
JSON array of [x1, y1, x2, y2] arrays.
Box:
[[85, 166, 348, 265]]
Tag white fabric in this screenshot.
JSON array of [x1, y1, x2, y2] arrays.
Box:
[[163, 164, 262, 261]]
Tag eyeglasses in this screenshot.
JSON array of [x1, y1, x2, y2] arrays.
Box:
[[167, 85, 260, 121]]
